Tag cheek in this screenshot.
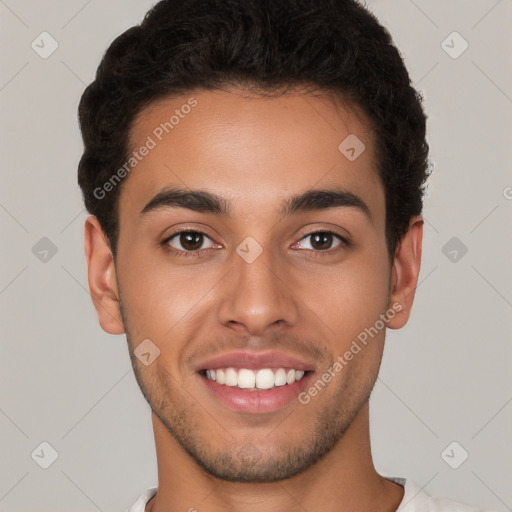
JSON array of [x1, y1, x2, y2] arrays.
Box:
[[300, 253, 391, 344], [116, 254, 219, 343]]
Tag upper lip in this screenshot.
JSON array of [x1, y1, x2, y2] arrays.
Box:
[[195, 350, 316, 372]]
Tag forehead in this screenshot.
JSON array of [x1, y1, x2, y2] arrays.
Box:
[[120, 88, 384, 222]]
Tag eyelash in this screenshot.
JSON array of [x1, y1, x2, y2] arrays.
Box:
[[161, 229, 350, 259]]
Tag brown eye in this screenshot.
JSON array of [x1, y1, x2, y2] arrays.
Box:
[[165, 230, 214, 252], [297, 231, 345, 251], [310, 232, 334, 250]]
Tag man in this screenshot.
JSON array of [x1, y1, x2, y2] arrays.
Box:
[[77, 0, 491, 510]]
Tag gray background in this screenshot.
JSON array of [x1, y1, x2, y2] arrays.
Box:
[[1, 0, 511, 510]]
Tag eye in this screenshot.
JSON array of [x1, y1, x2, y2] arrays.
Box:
[[163, 230, 216, 256], [161, 228, 349, 259], [294, 231, 347, 252]]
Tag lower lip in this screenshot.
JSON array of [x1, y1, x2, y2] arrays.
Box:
[[199, 372, 314, 414]]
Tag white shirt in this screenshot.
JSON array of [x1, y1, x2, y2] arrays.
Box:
[[127, 477, 493, 511]]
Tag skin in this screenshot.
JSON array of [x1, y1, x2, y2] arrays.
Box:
[[84, 87, 423, 512]]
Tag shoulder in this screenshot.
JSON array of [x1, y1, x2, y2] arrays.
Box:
[[387, 477, 496, 512], [127, 486, 158, 512]]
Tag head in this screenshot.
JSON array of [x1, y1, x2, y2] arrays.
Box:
[[80, 0, 428, 483]]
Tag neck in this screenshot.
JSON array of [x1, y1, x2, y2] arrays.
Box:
[[146, 403, 404, 512]]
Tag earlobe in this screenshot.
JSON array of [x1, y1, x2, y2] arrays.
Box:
[[84, 215, 125, 335], [386, 216, 423, 330]]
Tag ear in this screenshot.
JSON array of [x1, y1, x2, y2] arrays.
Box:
[[386, 216, 423, 329], [84, 215, 125, 335]]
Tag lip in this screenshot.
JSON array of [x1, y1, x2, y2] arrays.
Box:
[[198, 370, 315, 414], [193, 350, 317, 414], [194, 350, 317, 373]]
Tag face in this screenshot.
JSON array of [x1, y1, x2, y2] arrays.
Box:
[[86, 87, 421, 483]]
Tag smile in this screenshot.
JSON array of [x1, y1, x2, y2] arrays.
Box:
[[203, 367, 306, 390]]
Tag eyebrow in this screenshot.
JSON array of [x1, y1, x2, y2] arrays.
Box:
[[140, 186, 372, 223]]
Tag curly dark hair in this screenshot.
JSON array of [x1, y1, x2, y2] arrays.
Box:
[[77, 0, 430, 261]]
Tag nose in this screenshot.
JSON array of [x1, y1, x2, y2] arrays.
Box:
[[217, 242, 300, 335]]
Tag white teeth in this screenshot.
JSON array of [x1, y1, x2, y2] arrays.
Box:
[[204, 367, 307, 389], [225, 368, 238, 387], [274, 368, 287, 387], [238, 368, 256, 389], [255, 369, 275, 389]]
